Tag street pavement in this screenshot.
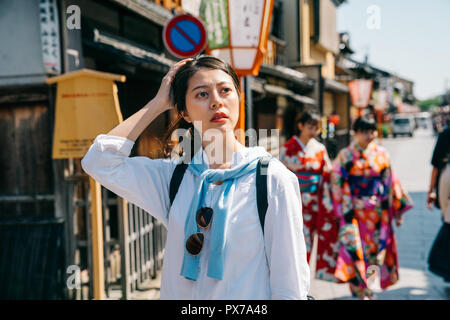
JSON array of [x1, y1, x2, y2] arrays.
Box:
[[113, 128, 450, 300]]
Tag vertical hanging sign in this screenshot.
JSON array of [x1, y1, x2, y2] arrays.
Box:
[[201, 0, 230, 49], [39, 0, 61, 74]]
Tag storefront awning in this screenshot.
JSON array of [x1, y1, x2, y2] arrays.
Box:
[[264, 84, 292, 96], [259, 64, 315, 90], [84, 28, 176, 72], [398, 103, 420, 113], [290, 93, 316, 105], [324, 78, 349, 93], [264, 84, 316, 106], [251, 78, 265, 94], [110, 0, 173, 26]]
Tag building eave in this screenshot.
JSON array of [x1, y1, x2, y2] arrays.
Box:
[[259, 64, 315, 91], [108, 0, 173, 26]]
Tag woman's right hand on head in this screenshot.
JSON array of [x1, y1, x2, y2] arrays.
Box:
[[153, 58, 192, 112]]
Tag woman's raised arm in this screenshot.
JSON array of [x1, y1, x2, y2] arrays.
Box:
[[107, 59, 191, 142], [80, 59, 191, 226]]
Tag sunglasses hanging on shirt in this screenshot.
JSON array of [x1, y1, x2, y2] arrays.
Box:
[[185, 207, 213, 256]]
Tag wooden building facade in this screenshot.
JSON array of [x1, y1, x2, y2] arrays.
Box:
[[0, 0, 184, 300]]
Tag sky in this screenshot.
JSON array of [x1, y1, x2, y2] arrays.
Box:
[[337, 0, 450, 101]]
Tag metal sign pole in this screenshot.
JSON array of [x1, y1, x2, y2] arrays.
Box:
[[244, 76, 254, 131]]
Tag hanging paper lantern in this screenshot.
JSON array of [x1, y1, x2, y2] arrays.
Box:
[[200, 0, 274, 76], [329, 114, 340, 126], [348, 79, 373, 109]]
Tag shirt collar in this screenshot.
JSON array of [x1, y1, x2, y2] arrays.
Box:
[[293, 135, 307, 151], [199, 146, 248, 169], [352, 141, 375, 153]]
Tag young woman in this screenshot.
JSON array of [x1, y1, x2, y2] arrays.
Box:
[[279, 111, 340, 282], [427, 126, 450, 282], [81, 55, 310, 299], [330, 116, 413, 299]]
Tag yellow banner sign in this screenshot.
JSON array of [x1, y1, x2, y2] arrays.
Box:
[[46, 69, 126, 159]]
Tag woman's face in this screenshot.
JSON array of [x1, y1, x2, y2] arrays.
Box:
[[298, 122, 320, 141], [355, 129, 377, 147], [181, 68, 240, 136]]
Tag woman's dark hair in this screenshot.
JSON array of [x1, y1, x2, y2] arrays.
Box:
[[163, 55, 240, 158], [353, 115, 377, 132], [295, 110, 321, 136]]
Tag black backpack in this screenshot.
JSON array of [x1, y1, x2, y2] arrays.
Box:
[[169, 156, 316, 300], [169, 156, 272, 233]]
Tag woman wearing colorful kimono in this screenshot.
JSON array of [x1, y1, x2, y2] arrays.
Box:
[[330, 116, 413, 299], [280, 111, 340, 282]]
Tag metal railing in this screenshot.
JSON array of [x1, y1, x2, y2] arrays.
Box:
[[118, 200, 167, 299], [62, 177, 167, 300]]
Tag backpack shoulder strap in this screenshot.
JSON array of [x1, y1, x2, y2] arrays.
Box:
[[169, 162, 188, 206], [170, 158, 272, 233], [256, 156, 272, 234]]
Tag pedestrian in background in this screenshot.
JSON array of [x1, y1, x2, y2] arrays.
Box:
[[330, 115, 413, 299], [279, 111, 340, 282], [81, 55, 310, 299], [427, 125, 450, 282]]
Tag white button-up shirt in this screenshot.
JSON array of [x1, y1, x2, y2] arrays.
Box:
[[81, 134, 310, 300]]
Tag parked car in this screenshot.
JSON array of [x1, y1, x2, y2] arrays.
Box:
[[392, 114, 415, 137], [415, 112, 431, 129]]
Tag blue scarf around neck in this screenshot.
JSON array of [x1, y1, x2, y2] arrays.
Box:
[[180, 148, 268, 281]]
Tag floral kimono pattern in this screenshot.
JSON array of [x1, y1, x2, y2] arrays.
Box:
[[280, 136, 340, 282], [330, 142, 413, 297]]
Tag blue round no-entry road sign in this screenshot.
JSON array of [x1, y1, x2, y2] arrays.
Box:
[[163, 14, 207, 59]]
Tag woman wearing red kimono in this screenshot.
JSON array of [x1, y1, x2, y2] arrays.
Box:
[[331, 116, 413, 299], [280, 111, 340, 282]]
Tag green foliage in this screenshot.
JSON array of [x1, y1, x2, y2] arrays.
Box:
[[418, 97, 440, 111]]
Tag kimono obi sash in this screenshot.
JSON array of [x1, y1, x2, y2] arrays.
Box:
[[348, 175, 383, 197], [294, 171, 321, 193]]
